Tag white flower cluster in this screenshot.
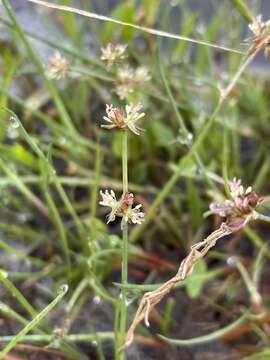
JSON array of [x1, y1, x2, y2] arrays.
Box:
[[101, 103, 145, 135], [47, 51, 69, 80], [101, 43, 127, 68], [99, 190, 144, 228]]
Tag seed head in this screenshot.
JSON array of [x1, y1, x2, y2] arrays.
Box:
[[115, 65, 151, 100], [47, 51, 69, 80], [114, 84, 133, 100], [134, 66, 151, 83], [117, 64, 134, 83], [210, 178, 261, 231], [100, 43, 127, 68], [101, 103, 145, 135]]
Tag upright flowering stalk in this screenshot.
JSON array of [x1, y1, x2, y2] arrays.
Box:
[[99, 103, 145, 357]]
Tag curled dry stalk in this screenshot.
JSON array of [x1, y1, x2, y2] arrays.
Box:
[[124, 223, 233, 348]]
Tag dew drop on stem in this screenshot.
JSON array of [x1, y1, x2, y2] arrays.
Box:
[[10, 116, 20, 129], [58, 284, 69, 294]]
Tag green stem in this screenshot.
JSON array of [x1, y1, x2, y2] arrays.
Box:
[[230, 0, 254, 23], [118, 131, 129, 358], [0, 270, 37, 319], [0, 332, 114, 343], [0, 285, 68, 358], [89, 139, 102, 261], [122, 131, 128, 193]]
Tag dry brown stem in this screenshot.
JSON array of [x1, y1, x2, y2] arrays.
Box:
[[123, 222, 237, 349]]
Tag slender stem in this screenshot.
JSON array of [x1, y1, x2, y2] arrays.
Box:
[[90, 139, 102, 261], [0, 332, 114, 343], [230, 0, 254, 22], [122, 131, 128, 193], [118, 131, 129, 358]]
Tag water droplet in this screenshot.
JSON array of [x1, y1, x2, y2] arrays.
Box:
[[10, 116, 20, 129], [227, 256, 237, 266], [58, 284, 69, 294], [125, 297, 132, 307], [17, 213, 28, 223], [91, 340, 97, 347], [93, 295, 101, 305], [59, 137, 67, 145], [177, 130, 193, 146]]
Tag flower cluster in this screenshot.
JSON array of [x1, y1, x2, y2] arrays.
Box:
[[248, 15, 270, 57], [115, 65, 151, 100], [99, 190, 144, 229], [100, 43, 127, 68], [101, 103, 145, 135], [210, 178, 261, 230], [47, 51, 69, 80]]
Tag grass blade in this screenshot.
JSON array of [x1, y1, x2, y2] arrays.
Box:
[[159, 312, 249, 346], [0, 284, 68, 358]]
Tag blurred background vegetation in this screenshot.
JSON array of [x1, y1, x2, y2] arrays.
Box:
[[0, 0, 270, 359]]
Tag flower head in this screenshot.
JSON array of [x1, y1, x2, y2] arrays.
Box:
[[47, 51, 69, 80], [99, 190, 144, 228], [115, 65, 151, 100], [134, 66, 151, 83], [123, 204, 145, 226], [100, 43, 127, 68], [101, 103, 145, 135], [117, 64, 134, 83], [247, 15, 270, 57], [210, 178, 261, 231], [114, 84, 133, 100]]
